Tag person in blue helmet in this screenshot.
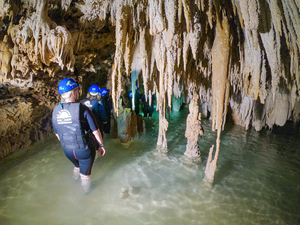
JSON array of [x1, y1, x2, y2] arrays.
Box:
[[80, 85, 107, 138], [52, 78, 105, 193], [141, 93, 156, 119], [100, 88, 112, 134]]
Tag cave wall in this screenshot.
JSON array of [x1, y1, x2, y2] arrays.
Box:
[[0, 0, 115, 159], [0, 0, 299, 159]]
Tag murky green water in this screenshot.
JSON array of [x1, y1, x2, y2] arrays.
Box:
[[0, 107, 299, 225]]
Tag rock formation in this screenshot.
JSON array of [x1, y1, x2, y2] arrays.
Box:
[[184, 89, 204, 159], [0, 0, 299, 183]]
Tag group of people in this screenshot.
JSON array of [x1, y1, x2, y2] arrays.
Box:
[[52, 78, 157, 193], [128, 84, 156, 119], [80, 84, 112, 137], [52, 78, 112, 193]]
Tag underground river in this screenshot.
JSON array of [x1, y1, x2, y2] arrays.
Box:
[[0, 107, 299, 225]]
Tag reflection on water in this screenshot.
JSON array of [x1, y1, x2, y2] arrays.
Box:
[[0, 108, 299, 225]]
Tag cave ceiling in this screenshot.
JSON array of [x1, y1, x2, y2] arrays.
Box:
[[0, 0, 299, 134]]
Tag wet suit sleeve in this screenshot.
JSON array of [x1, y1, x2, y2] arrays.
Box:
[[52, 105, 58, 134], [81, 104, 98, 131]]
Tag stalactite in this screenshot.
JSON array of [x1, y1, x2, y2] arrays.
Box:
[[239, 0, 260, 31], [164, 0, 176, 48], [61, 0, 72, 11], [20, 1, 55, 59], [123, 33, 131, 76], [211, 13, 230, 131], [259, 55, 268, 104], [243, 30, 262, 100], [182, 0, 191, 32], [178, 0, 183, 23], [153, 34, 166, 86], [0, 0, 10, 18], [165, 33, 178, 109], [260, 26, 281, 100], [281, 0, 300, 87], [177, 33, 182, 69], [189, 12, 201, 60], [183, 32, 189, 72], [140, 27, 150, 103], [47, 26, 75, 71], [265, 91, 291, 128], [230, 95, 253, 129], [269, 0, 282, 37], [77, 0, 110, 22], [111, 5, 128, 115], [149, 0, 165, 35], [131, 39, 142, 107], [207, 0, 213, 28]]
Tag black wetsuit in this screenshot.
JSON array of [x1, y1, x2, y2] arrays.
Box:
[[52, 103, 98, 176], [80, 98, 107, 137], [142, 94, 156, 118], [100, 95, 112, 134]]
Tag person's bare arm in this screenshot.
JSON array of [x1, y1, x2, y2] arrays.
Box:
[[92, 129, 106, 156]]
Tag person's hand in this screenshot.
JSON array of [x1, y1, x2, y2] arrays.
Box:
[[98, 146, 106, 156]]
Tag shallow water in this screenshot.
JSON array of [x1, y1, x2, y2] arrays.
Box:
[[0, 107, 299, 225]]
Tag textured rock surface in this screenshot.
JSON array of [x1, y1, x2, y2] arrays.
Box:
[[0, 80, 57, 159], [184, 90, 204, 159], [0, 0, 115, 159]]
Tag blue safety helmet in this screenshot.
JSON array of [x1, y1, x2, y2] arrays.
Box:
[[100, 88, 109, 96], [88, 84, 101, 93], [58, 78, 80, 95], [136, 84, 139, 90]]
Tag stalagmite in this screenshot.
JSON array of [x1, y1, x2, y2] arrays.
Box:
[[117, 99, 135, 143], [157, 94, 168, 153], [184, 89, 204, 159], [204, 129, 221, 186]]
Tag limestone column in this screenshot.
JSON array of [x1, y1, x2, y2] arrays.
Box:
[[184, 90, 204, 159]]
